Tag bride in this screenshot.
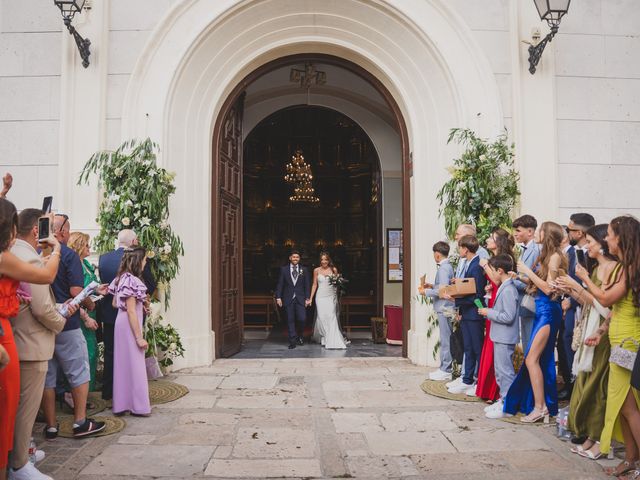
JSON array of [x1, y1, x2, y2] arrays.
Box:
[[311, 252, 347, 349]]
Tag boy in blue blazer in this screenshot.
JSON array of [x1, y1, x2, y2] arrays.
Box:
[[478, 254, 519, 418], [447, 235, 487, 395]]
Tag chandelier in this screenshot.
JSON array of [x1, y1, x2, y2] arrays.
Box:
[[284, 150, 319, 203]]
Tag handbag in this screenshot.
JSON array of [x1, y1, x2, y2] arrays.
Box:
[[610, 337, 639, 371], [571, 305, 585, 352], [521, 294, 536, 314], [144, 323, 164, 380]]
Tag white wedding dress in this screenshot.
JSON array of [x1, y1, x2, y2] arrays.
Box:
[[312, 275, 347, 349]]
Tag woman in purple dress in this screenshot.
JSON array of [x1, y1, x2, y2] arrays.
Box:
[[108, 247, 151, 416]]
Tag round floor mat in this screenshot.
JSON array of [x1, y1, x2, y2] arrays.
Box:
[[56, 392, 108, 418], [57, 415, 126, 438], [500, 413, 556, 427], [420, 379, 482, 402], [149, 379, 189, 405]]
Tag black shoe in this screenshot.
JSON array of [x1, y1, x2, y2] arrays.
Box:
[[288, 343, 296, 349], [570, 436, 587, 445], [44, 423, 59, 440], [297, 337, 304, 346], [558, 386, 573, 401], [73, 418, 106, 438]]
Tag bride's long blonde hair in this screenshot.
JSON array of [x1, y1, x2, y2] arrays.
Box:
[[528, 221, 567, 295]]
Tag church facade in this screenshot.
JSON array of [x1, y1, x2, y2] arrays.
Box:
[[1, 0, 638, 367]]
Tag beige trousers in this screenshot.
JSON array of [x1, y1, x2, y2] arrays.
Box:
[[10, 361, 47, 470]]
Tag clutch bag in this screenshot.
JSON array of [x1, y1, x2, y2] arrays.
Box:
[[610, 337, 639, 371], [521, 294, 536, 314]]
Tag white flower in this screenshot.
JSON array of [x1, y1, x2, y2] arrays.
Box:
[[114, 167, 123, 177], [479, 154, 487, 161], [140, 217, 151, 227], [163, 244, 172, 255], [160, 220, 169, 228], [149, 170, 157, 177], [122, 217, 130, 226], [140, 179, 146, 185], [169, 342, 177, 351], [147, 250, 156, 259], [124, 199, 133, 207]]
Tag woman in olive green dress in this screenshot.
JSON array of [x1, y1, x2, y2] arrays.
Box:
[[557, 224, 618, 460], [578, 217, 640, 478], [68, 232, 99, 391]]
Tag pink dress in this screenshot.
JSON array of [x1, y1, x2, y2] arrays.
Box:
[[108, 273, 150, 415]]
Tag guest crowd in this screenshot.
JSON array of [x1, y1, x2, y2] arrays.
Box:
[[420, 214, 640, 479], [0, 174, 155, 480]]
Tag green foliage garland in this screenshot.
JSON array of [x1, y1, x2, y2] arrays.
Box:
[[78, 138, 184, 307], [437, 128, 520, 242]]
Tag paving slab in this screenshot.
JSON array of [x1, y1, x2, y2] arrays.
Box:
[[364, 431, 457, 455], [232, 427, 316, 458], [204, 458, 322, 477], [81, 445, 214, 476]]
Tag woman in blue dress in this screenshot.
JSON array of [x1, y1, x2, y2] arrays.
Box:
[[504, 222, 567, 423]]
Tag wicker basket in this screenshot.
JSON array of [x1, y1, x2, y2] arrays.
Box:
[[370, 316, 388, 344]]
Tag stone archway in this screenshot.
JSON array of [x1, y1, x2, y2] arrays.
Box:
[[120, 0, 504, 367]]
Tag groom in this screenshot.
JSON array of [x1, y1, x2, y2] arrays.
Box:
[[275, 250, 311, 349]]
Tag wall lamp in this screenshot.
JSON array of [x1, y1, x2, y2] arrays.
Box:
[[53, 0, 91, 68], [528, 0, 571, 74]]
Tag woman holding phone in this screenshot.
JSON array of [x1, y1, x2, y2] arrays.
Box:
[[0, 199, 63, 480]]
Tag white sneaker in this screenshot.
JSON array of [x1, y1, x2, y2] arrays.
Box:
[[429, 370, 452, 381], [9, 462, 53, 480], [484, 399, 503, 413], [448, 382, 472, 394], [446, 377, 462, 389], [465, 384, 478, 397], [485, 409, 509, 419], [35, 450, 45, 463]]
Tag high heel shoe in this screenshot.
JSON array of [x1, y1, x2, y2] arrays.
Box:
[[521, 406, 549, 424]]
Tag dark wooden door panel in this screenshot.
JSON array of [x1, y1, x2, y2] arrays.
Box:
[[215, 93, 244, 358]]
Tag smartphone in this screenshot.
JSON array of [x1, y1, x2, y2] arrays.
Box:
[[473, 299, 484, 309], [576, 249, 586, 268], [41, 196, 53, 214], [37, 216, 50, 242]]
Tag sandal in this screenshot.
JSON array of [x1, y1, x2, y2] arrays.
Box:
[[572, 439, 595, 454], [521, 406, 549, 424], [604, 460, 636, 477], [620, 470, 640, 480]]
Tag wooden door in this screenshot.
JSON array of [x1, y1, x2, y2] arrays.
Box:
[[214, 93, 244, 357]]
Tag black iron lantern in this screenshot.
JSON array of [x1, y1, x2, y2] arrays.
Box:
[[528, 0, 571, 74], [53, 0, 91, 68]]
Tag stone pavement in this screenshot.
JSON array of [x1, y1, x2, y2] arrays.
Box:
[[36, 357, 612, 479]]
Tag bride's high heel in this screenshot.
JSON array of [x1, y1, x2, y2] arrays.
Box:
[[521, 406, 549, 424]]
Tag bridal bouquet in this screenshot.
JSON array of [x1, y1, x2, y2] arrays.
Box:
[[327, 274, 349, 296]]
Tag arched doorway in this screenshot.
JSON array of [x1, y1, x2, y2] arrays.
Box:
[[121, 0, 504, 367], [211, 54, 411, 358]]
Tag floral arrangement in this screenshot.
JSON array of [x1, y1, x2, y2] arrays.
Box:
[[327, 273, 349, 296], [437, 128, 520, 242], [145, 303, 185, 369], [78, 138, 184, 308]]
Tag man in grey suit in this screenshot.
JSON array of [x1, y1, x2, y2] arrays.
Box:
[[420, 241, 455, 381], [478, 254, 520, 419], [512, 215, 540, 352]]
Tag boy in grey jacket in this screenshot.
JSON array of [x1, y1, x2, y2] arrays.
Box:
[[478, 254, 519, 418], [420, 241, 455, 381]]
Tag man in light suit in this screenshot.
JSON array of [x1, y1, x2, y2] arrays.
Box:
[[275, 250, 311, 349], [478, 254, 520, 419], [9, 209, 76, 479], [420, 241, 455, 381], [512, 215, 540, 353], [98, 229, 156, 400]]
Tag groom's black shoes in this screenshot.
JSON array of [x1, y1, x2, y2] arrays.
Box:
[[297, 337, 304, 346], [288, 343, 296, 349]]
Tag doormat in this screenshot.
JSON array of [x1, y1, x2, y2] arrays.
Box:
[[420, 379, 482, 403], [149, 379, 189, 405], [57, 415, 126, 438]]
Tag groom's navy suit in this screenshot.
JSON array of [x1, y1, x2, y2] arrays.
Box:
[[275, 263, 311, 342]]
